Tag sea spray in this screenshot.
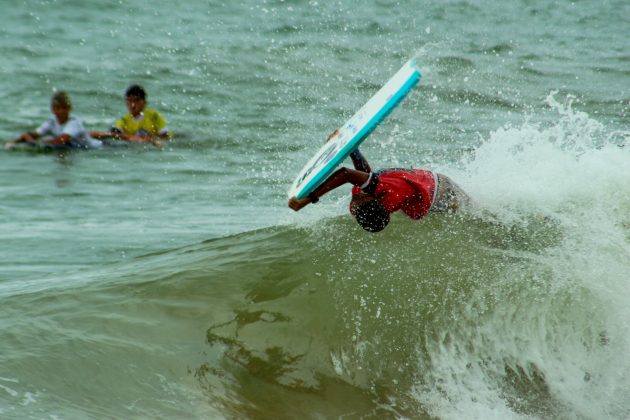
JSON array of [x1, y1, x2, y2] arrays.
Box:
[[409, 95, 630, 419]]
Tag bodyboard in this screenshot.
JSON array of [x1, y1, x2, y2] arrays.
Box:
[[288, 59, 421, 199]]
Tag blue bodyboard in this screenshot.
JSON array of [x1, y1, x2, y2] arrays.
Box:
[[288, 59, 421, 199]]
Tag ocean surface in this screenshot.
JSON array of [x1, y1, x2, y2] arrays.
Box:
[[1, 0, 629, 418]]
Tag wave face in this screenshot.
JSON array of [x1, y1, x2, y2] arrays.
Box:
[[192, 97, 629, 418]]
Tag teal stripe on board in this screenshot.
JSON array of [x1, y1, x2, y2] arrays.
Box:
[[291, 61, 421, 199]]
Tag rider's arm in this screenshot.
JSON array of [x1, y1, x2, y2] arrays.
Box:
[[288, 168, 369, 211]]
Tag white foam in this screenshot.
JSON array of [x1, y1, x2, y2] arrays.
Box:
[[414, 94, 630, 419]]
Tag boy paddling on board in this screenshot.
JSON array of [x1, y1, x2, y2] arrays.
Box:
[[288, 145, 470, 232], [4, 91, 102, 150], [90, 84, 171, 147]]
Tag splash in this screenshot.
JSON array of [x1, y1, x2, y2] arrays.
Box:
[[451, 92, 630, 223], [411, 94, 630, 419]]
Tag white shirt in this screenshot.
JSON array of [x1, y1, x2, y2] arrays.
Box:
[[36, 116, 102, 149]]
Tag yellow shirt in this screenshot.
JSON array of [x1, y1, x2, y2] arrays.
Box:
[[114, 109, 169, 137]]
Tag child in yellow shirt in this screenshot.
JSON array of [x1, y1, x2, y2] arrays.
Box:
[[91, 85, 171, 146]]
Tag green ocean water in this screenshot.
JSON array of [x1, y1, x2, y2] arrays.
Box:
[[0, 0, 629, 418]]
